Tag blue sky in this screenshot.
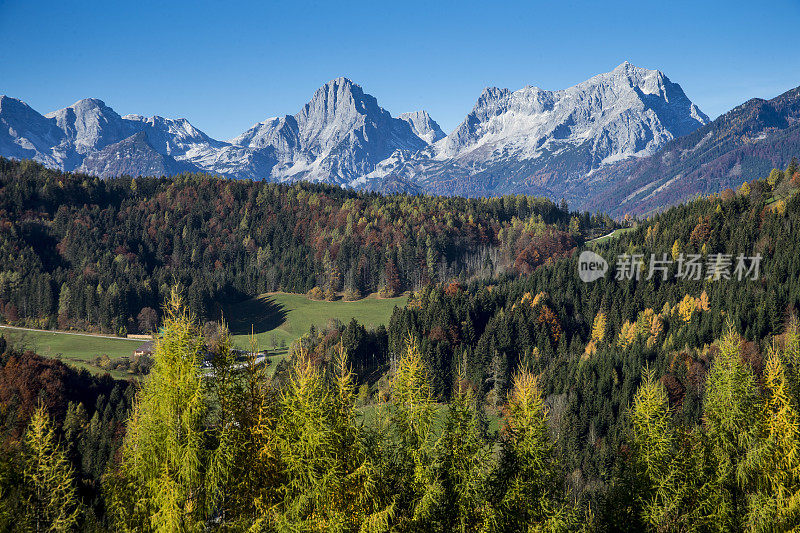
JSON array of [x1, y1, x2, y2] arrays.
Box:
[[1, 0, 799, 140]]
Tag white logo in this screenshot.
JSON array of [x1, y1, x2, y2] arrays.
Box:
[[578, 251, 608, 282]]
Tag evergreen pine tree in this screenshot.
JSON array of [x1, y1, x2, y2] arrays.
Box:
[[110, 288, 234, 531], [21, 404, 81, 532]]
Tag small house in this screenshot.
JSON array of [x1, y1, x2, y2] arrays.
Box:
[[133, 340, 155, 357]]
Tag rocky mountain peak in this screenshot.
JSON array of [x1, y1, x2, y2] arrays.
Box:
[[0, 66, 712, 199], [45, 98, 132, 153], [398, 111, 446, 144]]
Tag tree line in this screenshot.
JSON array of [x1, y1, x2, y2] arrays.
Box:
[[0, 158, 614, 335]]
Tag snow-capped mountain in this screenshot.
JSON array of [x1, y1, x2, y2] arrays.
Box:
[[79, 130, 201, 178], [359, 62, 709, 200], [230, 77, 432, 184], [397, 111, 445, 144], [0, 64, 709, 207], [579, 84, 800, 217], [0, 96, 230, 177], [0, 78, 438, 183], [45, 98, 135, 155], [0, 95, 69, 168]]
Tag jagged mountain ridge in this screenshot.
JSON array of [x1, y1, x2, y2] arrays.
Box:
[[358, 62, 710, 200], [397, 111, 446, 144], [0, 95, 69, 168], [1, 64, 715, 212], [230, 77, 433, 184], [0, 78, 440, 184], [578, 84, 800, 216]]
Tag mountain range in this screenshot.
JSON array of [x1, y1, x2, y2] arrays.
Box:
[[356, 62, 709, 199], [2, 63, 797, 215], [0, 77, 440, 185], [578, 85, 800, 215]]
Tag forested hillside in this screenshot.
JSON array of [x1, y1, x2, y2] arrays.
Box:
[[0, 158, 613, 335], [376, 159, 800, 513], [1, 159, 800, 530]]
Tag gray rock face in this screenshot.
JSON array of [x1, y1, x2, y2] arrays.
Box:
[[577, 84, 800, 216], [397, 111, 446, 144], [78, 131, 200, 177], [231, 77, 431, 184], [0, 78, 437, 181], [0, 96, 67, 167], [358, 62, 709, 199], [0, 65, 707, 200], [45, 98, 135, 154]]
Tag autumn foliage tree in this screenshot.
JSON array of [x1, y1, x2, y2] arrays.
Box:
[[20, 404, 81, 532], [109, 289, 235, 531]]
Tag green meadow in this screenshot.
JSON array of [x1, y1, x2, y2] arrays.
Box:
[[0, 325, 142, 378], [588, 226, 634, 245], [225, 292, 408, 350], [0, 292, 407, 378]]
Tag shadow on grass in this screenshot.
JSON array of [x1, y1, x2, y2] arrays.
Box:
[[224, 295, 288, 336]]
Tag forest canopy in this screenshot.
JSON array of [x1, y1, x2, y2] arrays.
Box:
[[0, 157, 799, 530], [0, 158, 613, 335]]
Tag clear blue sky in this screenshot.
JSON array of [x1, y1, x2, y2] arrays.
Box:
[[2, 0, 799, 140]]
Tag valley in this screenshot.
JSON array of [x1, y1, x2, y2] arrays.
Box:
[[1, 12, 800, 525], [2, 146, 799, 532]]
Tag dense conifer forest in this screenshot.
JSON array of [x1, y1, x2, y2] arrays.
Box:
[[0, 158, 613, 335], [0, 157, 800, 530]]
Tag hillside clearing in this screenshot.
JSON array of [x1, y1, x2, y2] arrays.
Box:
[[225, 292, 408, 350]]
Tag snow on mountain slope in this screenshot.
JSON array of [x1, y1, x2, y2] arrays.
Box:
[[0, 77, 445, 181], [398, 111, 446, 144], [0, 96, 68, 168], [359, 62, 709, 199], [231, 77, 432, 184], [230, 116, 300, 157], [45, 98, 135, 154], [0, 95, 279, 178], [578, 84, 800, 216], [78, 131, 200, 177], [0, 65, 706, 197], [438, 62, 707, 162]]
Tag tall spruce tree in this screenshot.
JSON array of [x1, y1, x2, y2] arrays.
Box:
[[109, 289, 234, 532], [21, 404, 80, 532]]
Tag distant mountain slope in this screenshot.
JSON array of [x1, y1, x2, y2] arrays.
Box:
[[397, 111, 445, 144], [78, 131, 201, 177], [0, 65, 732, 208], [230, 77, 432, 184], [0, 95, 68, 168], [0, 79, 440, 183], [359, 62, 709, 199], [580, 85, 800, 216], [45, 98, 136, 155]]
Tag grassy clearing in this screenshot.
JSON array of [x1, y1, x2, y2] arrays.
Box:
[[0, 291, 407, 378], [0, 325, 142, 378], [225, 292, 408, 351], [588, 227, 634, 245]]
